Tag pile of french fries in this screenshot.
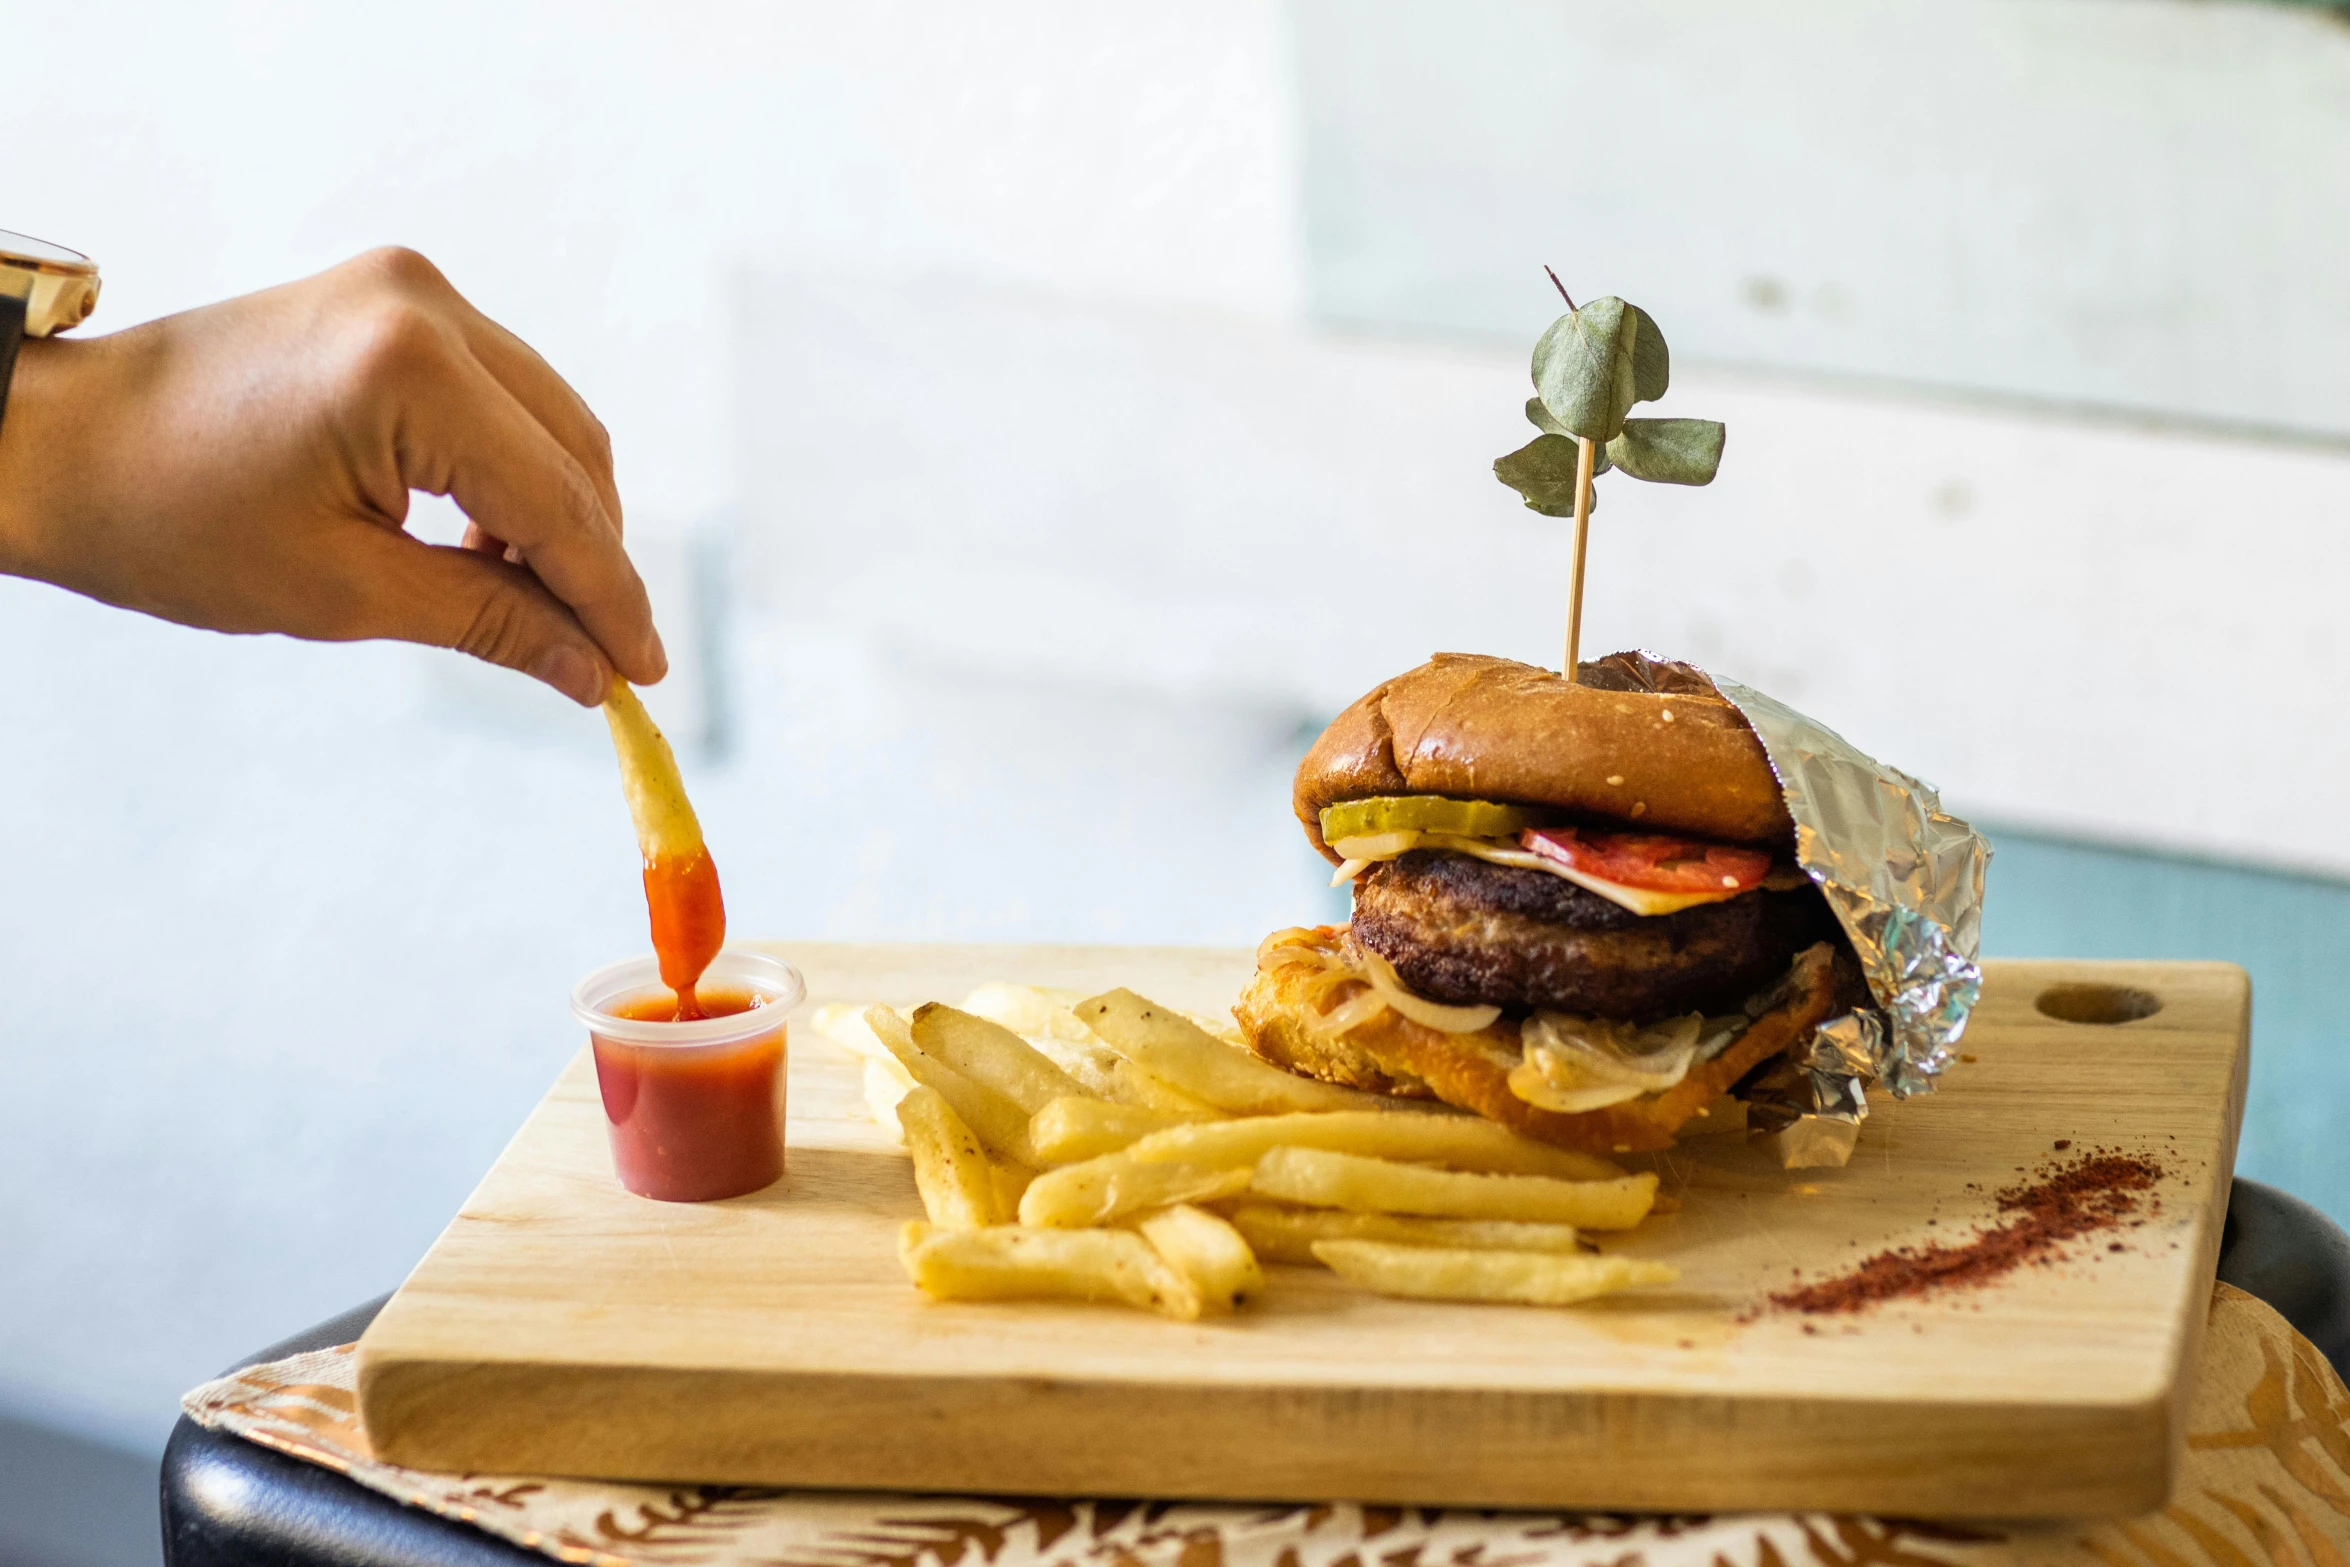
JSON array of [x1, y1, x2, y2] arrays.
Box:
[[812, 984, 1677, 1320]]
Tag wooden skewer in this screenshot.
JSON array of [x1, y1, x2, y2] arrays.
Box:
[[1565, 434, 1595, 682], [1543, 265, 1594, 683]]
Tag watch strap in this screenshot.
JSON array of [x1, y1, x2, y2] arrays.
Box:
[[0, 275, 26, 445]]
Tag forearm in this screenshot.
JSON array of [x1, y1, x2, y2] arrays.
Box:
[[0, 336, 77, 584]]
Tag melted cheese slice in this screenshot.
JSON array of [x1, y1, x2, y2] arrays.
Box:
[[1327, 831, 1752, 917]]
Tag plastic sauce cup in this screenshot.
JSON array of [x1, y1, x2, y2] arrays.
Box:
[[570, 949, 806, 1202]]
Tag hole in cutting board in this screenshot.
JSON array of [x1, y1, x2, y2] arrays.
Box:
[[2035, 983, 2163, 1025]]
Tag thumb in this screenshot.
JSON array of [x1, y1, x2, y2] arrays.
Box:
[[352, 528, 616, 706]]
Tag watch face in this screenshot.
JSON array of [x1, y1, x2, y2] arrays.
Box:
[[0, 230, 94, 272]]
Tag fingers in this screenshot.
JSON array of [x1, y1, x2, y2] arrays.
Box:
[[353, 248, 624, 545], [452, 311, 625, 539], [460, 519, 519, 562], [347, 524, 615, 706], [390, 336, 667, 685], [352, 254, 625, 549]]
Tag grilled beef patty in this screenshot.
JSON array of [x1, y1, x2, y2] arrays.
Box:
[[1350, 849, 1837, 1019]]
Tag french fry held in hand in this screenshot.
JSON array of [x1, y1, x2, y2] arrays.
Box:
[[900, 1222, 1202, 1320], [1312, 1240, 1677, 1307], [864, 1006, 1045, 1169], [1074, 989, 1391, 1115], [1251, 1146, 1657, 1230], [1018, 1153, 1253, 1229], [1120, 1111, 1622, 1182], [1137, 1204, 1263, 1312], [912, 1004, 1091, 1114], [1228, 1204, 1586, 1266], [896, 1085, 1001, 1229], [601, 681, 724, 1018], [1030, 1096, 1211, 1165]]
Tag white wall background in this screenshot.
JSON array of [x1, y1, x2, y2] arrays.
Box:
[[1, 0, 2347, 1500], [6, 0, 1303, 527], [1299, 0, 2350, 441]]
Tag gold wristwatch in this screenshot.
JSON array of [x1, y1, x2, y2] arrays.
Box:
[[0, 230, 102, 439]]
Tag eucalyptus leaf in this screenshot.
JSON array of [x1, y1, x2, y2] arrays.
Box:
[[1531, 296, 1639, 443], [1627, 304, 1669, 404], [1522, 399, 1613, 472], [1493, 434, 1601, 518], [1523, 396, 1573, 437], [1606, 418, 1725, 486]]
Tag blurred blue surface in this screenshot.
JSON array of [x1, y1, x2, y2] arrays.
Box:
[[1980, 827, 2350, 1226]]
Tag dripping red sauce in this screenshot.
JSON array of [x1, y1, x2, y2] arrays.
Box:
[[643, 846, 725, 1019]]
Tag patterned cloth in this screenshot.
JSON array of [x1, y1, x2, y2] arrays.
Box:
[[181, 1283, 2350, 1567]]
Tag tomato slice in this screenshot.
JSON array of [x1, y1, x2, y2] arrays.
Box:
[[1518, 826, 1772, 896]]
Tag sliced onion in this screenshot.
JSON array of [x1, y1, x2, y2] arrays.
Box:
[[1301, 964, 1360, 1009], [1257, 927, 1331, 970], [1523, 1011, 1702, 1090], [1506, 1060, 1648, 1113], [1329, 858, 1372, 886], [1507, 1012, 1711, 1113], [1328, 831, 1422, 862], [1261, 926, 1502, 1042], [1306, 988, 1388, 1042], [1354, 947, 1502, 1034]]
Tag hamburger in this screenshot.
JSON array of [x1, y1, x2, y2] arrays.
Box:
[[1237, 651, 1866, 1154]]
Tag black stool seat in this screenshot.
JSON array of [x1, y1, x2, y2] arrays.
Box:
[[161, 1177, 2350, 1567]]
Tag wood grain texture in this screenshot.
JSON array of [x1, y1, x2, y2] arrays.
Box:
[[356, 944, 2248, 1517]]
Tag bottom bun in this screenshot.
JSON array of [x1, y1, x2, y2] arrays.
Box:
[[1235, 927, 1860, 1154]]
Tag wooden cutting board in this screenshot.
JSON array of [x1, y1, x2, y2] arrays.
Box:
[[356, 944, 2247, 1518]]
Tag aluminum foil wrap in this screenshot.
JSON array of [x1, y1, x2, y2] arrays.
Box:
[[1587, 653, 1991, 1169]]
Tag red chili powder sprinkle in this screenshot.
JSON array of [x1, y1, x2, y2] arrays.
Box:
[[1767, 1151, 2165, 1316]]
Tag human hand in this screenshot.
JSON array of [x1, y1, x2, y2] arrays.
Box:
[[0, 247, 662, 704]]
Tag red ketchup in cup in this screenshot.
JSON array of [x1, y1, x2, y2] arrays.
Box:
[[570, 950, 806, 1202]]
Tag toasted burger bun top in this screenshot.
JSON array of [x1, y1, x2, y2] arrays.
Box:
[[1295, 652, 1793, 860]]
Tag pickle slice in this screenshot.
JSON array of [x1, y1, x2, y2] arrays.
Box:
[[1319, 795, 1547, 842]]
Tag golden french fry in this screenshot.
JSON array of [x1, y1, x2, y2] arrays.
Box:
[[953, 986, 1152, 1100], [1250, 1147, 1657, 1230], [991, 1160, 1036, 1218], [1183, 1009, 1251, 1049], [1075, 989, 1391, 1115], [1029, 1096, 1213, 1164], [865, 1005, 1043, 1167], [895, 1085, 1000, 1229], [1137, 1204, 1262, 1312], [1108, 1059, 1227, 1116], [862, 1059, 914, 1140], [1121, 1111, 1622, 1182], [912, 1003, 1092, 1114], [814, 1003, 916, 1082], [1025, 1035, 1126, 1099], [811, 1003, 919, 1135], [812, 1002, 887, 1064], [959, 982, 1093, 1043], [899, 1222, 1201, 1320], [1018, 1153, 1254, 1229], [1227, 1204, 1585, 1265], [1311, 1241, 1677, 1306], [601, 681, 703, 861]]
